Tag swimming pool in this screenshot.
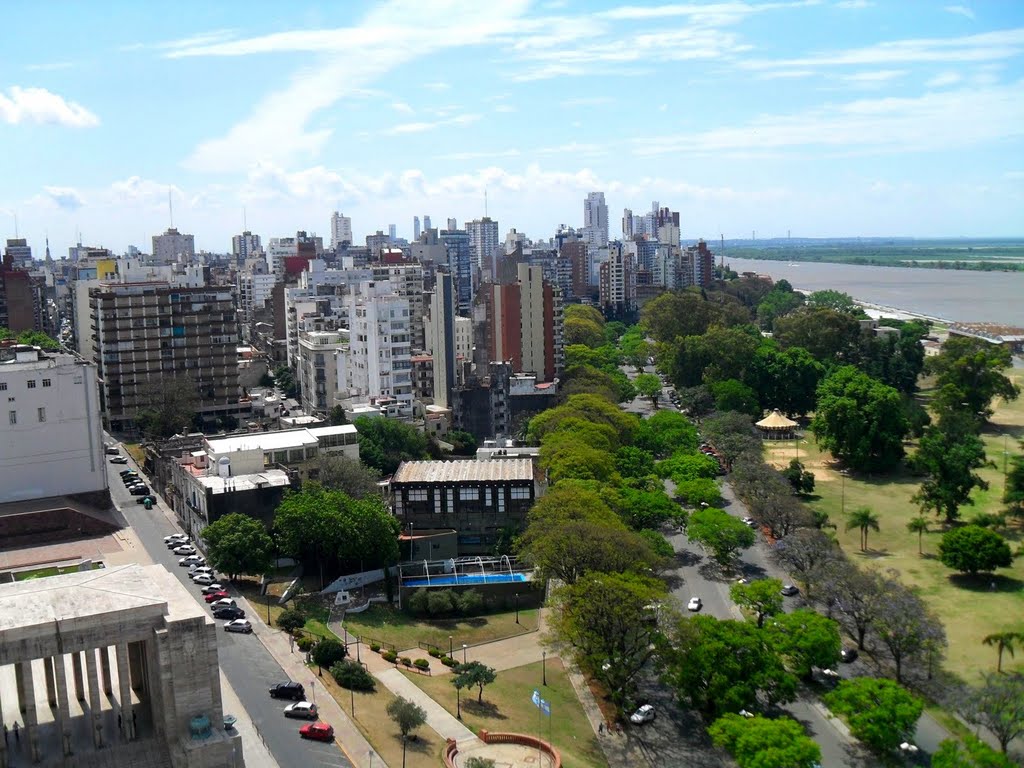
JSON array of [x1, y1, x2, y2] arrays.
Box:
[[403, 572, 530, 587]]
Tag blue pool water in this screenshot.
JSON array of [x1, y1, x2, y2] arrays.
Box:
[[404, 573, 529, 587]]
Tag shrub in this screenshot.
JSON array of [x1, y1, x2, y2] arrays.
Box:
[[938, 525, 1013, 575], [441, 656, 458, 668], [296, 636, 315, 653], [465, 758, 497, 768], [407, 587, 429, 615], [276, 608, 307, 633], [330, 660, 376, 692], [455, 588, 483, 616], [969, 512, 1006, 529], [370, 642, 381, 653], [382, 650, 398, 664], [428, 648, 441, 658], [414, 658, 430, 671], [427, 589, 456, 616], [400, 656, 413, 667], [311, 638, 347, 668]]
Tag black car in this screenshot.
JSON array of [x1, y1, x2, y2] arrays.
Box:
[[213, 605, 245, 620], [840, 647, 859, 663], [129, 485, 151, 496], [268, 681, 306, 701]]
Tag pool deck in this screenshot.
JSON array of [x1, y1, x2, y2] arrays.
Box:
[[402, 573, 531, 588]]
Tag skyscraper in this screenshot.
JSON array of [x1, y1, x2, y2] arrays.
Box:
[[330, 212, 353, 249], [466, 217, 500, 274], [231, 231, 261, 260], [583, 192, 608, 249], [423, 215, 432, 231], [622, 208, 634, 240], [152, 228, 195, 264], [440, 229, 472, 316], [428, 270, 457, 409], [388, 224, 397, 243], [413, 216, 421, 241]]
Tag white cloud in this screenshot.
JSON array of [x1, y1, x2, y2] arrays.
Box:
[[494, 104, 517, 113], [391, 101, 414, 114], [42, 186, 84, 211], [25, 61, 78, 72], [926, 71, 963, 87], [944, 5, 975, 21], [836, 0, 872, 8], [561, 96, 613, 107], [841, 69, 906, 83], [0, 86, 99, 127], [423, 81, 452, 91], [597, 1, 815, 23], [383, 113, 480, 136]]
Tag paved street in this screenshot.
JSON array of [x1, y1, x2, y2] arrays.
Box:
[[105, 454, 352, 768]]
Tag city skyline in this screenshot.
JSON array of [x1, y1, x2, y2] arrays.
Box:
[[2, 0, 1023, 255]]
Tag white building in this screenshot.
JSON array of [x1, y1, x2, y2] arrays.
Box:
[[372, 262, 424, 352], [232, 231, 261, 260], [151, 228, 195, 265], [297, 328, 347, 415], [583, 192, 609, 250], [330, 212, 353, 250], [466, 217, 500, 274], [0, 347, 106, 504]]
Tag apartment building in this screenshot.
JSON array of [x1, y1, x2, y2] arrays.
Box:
[[297, 327, 346, 415]]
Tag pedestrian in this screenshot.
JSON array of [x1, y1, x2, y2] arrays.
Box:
[[598, 721, 605, 735], [3, 723, 7, 745], [13, 721, 19, 743]]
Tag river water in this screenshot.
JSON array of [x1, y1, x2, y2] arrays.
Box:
[[728, 257, 1024, 326]]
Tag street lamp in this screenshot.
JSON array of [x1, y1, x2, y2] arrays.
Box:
[[462, 644, 468, 664], [840, 469, 849, 517], [542, 650, 547, 686], [515, 593, 520, 625], [1004, 434, 1010, 484], [350, 686, 355, 717], [449, 635, 453, 658], [456, 684, 461, 720]]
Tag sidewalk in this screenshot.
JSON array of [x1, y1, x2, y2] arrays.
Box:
[[563, 659, 641, 768], [219, 671, 279, 768], [374, 668, 477, 744]]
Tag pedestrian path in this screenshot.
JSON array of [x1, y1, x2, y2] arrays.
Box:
[[373, 668, 477, 743]]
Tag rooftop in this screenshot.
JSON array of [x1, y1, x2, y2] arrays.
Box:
[[206, 429, 319, 454], [949, 323, 1024, 342], [193, 469, 292, 494], [392, 459, 535, 484]]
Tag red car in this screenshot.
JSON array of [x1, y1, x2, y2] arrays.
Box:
[[204, 590, 230, 603], [299, 722, 334, 742]]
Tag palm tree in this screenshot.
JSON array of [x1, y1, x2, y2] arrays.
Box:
[[982, 631, 1023, 673], [906, 517, 929, 556], [845, 506, 880, 551]]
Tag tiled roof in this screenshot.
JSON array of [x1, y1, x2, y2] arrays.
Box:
[[392, 459, 535, 484]]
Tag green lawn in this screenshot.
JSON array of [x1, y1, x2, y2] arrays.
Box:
[[14, 562, 104, 580], [404, 658, 608, 768], [764, 371, 1024, 683], [341, 604, 538, 653]]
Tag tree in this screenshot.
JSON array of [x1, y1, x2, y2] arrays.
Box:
[[200, 513, 275, 581], [549, 572, 665, 711], [563, 304, 606, 347], [315, 454, 380, 499], [665, 615, 797, 718], [542, 442, 617, 485], [906, 516, 929, 555], [527, 393, 637, 447], [272, 365, 298, 399], [451, 661, 497, 703], [709, 713, 821, 768], [747, 346, 825, 417], [674, 478, 724, 509], [824, 678, 924, 754], [982, 631, 1024, 674], [327, 405, 348, 426], [330, 660, 376, 692], [756, 286, 806, 331], [807, 289, 859, 314], [933, 736, 1017, 768], [822, 563, 887, 651], [446, 430, 477, 456], [711, 379, 761, 416], [642, 289, 740, 344], [0, 328, 61, 350], [774, 307, 863, 363], [782, 459, 816, 495], [634, 373, 662, 407], [731, 458, 812, 538], [386, 696, 427, 767], [845, 506, 880, 551], [700, 411, 761, 470], [134, 374, 199, 438], [354, 416, 429, 475], [773, 529, 841, 603], [634, 409, 699, 458], [687, 507, 757, 567], [614, 446, 656, 480], [911, 419, 992, 523], [676, 385, 715, 419], [1005, 453, 1024, 515], [964, 675, 1024, 754], [938, 525, 1013, 576], [810, 366, 909, 472], [873, 579, 947, 682], [767, 609, 842, 680], [312, 638, 347, 669], [730, 578, 784, 628], [656, 450, 720, 483], [929, 336, 1020, 421]]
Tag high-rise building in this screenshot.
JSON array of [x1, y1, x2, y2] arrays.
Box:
[[622, 208, 634, 240], [298, 327, 346, 415], [0, 249, 44, 333], [466, 217, 500, 275], [427, 271, 456, 409], [560, 240, 591, 301], [4, 238, 32, 270], [440, 229, 472, 315], [423, 215, 432, 231], [89, 282, 240, 431], [489, 263, 562, 382], [339, 281, 412, 410], [447, 217, 458, 231], [231, 231, 261, 261], [656, 207, 681, 248], [599, 242, 636, 317], [583, 192, 609, 250], [330, 212, 353, 249], [413, 216, 421, 241], [388, 224, 397, 243], [152, 228, 195, 264], [372, 262, 425, 352]]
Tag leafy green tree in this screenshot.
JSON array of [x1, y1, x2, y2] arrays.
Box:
[[906, 516, 929, 555], [634, 409, 699, 458], [451, 661, 497, 703], [730, 578, 784, 628], [315, 454, 380, 499], [709, 713, 821, 768], [656, 450, 720, 482], [824, 678, 924, 754], [751, 346, 825, 417], [353, 416, 429, 475], [806, 289, 859, 314], [687, 507, 757, 567], [933, 736, 1017, 768], [964, 675, 1024, 754], [272, 365, 298, 399], [312, 638, 347, 668], [911, 418, 991, 522], [550, 572, 666, 711], [636, 529, 675, 558], [564, 315, 605, 347], [845, 506, 880, 551], [773, 528, 841, 604], [327, 405, 348, 425], [527, 393, 637, 446], [767, 609, 842, 679], [276, 608, 307, 633], [330, 660, 376, 692], [634, 372, 662, 406], [200, 513, 274, 581], [134, 374, 199, 438], [811, 366, 908, 472], [666, 616, 797, 718], [666, 326, 763, 389], [674, 478, 724, 508], [542, 442, 617, 485], [982, 631, 1024, 674], [642, 289, 740, 344], [711, 379, 761, 416], [1003, 452, 1024, 516], [614, 487, 679, 530], [563, 343, 622, 373], [782, 459, 816, 495], [561, 364, 635, 403], [676, 385, 716, 419], [756, 286, 806, 331], [446, 430, 477, 456], [1, 328, 61, 350], [386, 696, 427, 766], [614, 446, 656, 479], [938, 525, 1013, 575], [929, 336, 1020, 422], [774, 307, 863, 363], [700, 411, 761, 470]]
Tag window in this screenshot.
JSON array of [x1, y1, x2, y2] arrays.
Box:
[[8, 411, 16, 425], [459, 487, 479, 501], [407, 489, 428, 502], [0, 382, 6, 390], [510, 487, 532, 500], [27, 380, 36, 389], [42, 379, 51, 387], [37, 407, 46, 423]]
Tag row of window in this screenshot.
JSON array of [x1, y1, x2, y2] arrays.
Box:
[[0, 379, 51, 390], [8, 407, 46, 425], [405, 486, 532, 502]]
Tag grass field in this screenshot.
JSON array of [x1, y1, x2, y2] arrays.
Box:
[[764, 371, 1024, 683], [404, 658, 608, 768], [341, 604, 539, 654], [13, 562, 104, 580]]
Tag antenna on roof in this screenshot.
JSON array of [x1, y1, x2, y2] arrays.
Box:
[[243, 206, 247, 231], [484, 188, 488, 218], [13, 213, 18, 238], [168, 188, 174, 228]]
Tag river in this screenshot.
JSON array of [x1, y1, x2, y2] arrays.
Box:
[[728, 257, 1024, 326]]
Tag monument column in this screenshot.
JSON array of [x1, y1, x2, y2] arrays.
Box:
[[43, 658, 57, 707], [115, 644, 134, 740], [52, 654, 73, 757], [99, 645, 113, 695], [16, 661, 41, 762], [71, 651, 86, 702], [84, 648, 105, 748]]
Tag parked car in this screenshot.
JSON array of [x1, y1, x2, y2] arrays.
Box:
[[687, 597, 702, 612], [164, 533, 188, 545], [223, 619, 252, 634], [173, 544, 196, 555], [780, 584, 800, 597], [840, 647, 859, 663], [109, 456, 129, 464], [210, 598, 236, 609], [105, 445, 120, 456], [299, 722, 334, 742], [189, 564, 214, 575], [200, 583, 226, 595], [179, 555, 204, 567], [129, 485, 151, 496], [284, 702, 318, 720], [213, 606, 245, 620], [269, 682, 306, 701], [742, 516, 756, 527], [630, 704, 656, 725], [192, 573, 218, 586], [204, 590, 231, 603]]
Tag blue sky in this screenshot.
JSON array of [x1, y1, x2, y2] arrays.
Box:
[[2, 0, 1023, 255]]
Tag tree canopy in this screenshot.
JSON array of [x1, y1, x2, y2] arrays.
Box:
[[824, 677, 923, 754], [709, 713, 821, 768], [929, 336, 1020, 421], [730, 578, 784, 628], [933, 736, 1018, 768], [314, 454, 381, 499], [451, 661, 497, 703], [134, 373, 199, 438], [353, 416, 429, 475], [200, 513, 274, 580], [767, 609, 842, 679], [963, 674, 1024, 754], [911, 418, 991, 522], [687, 507, 756, 567], [938, 525, 1013, 575]]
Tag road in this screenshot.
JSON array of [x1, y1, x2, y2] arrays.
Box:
[[106, 456, 352, 768]]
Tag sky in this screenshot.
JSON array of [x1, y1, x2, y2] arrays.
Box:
[[1, 0, 1023, 256]]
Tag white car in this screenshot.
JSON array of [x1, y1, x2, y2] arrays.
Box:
[[179, 555, 204, 567], [192, 573, 217, 586], [742, 516, 756, 527], [224, 619, 252, 634], [173, 544, 196, 555], [166, 538, 189, 549], [201, 583, 225, 594], [163, 533, 188, 543], [739, 709, 755, 719], [189, 565, 214, 575], [283, 701, 319, 720], [687, 597, 702, 612], [736, 577, 750, 585], [629, 704, 656, 725], [210, 598, 236, 609]]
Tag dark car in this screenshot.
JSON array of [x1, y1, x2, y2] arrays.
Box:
[[269, 681, 306, 701], [213, 605, 246, 620], [840, 647, 859, 663], [129, 485, 151, 496], [780, 584, 800, 597], [135, 495, 156, 505]]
